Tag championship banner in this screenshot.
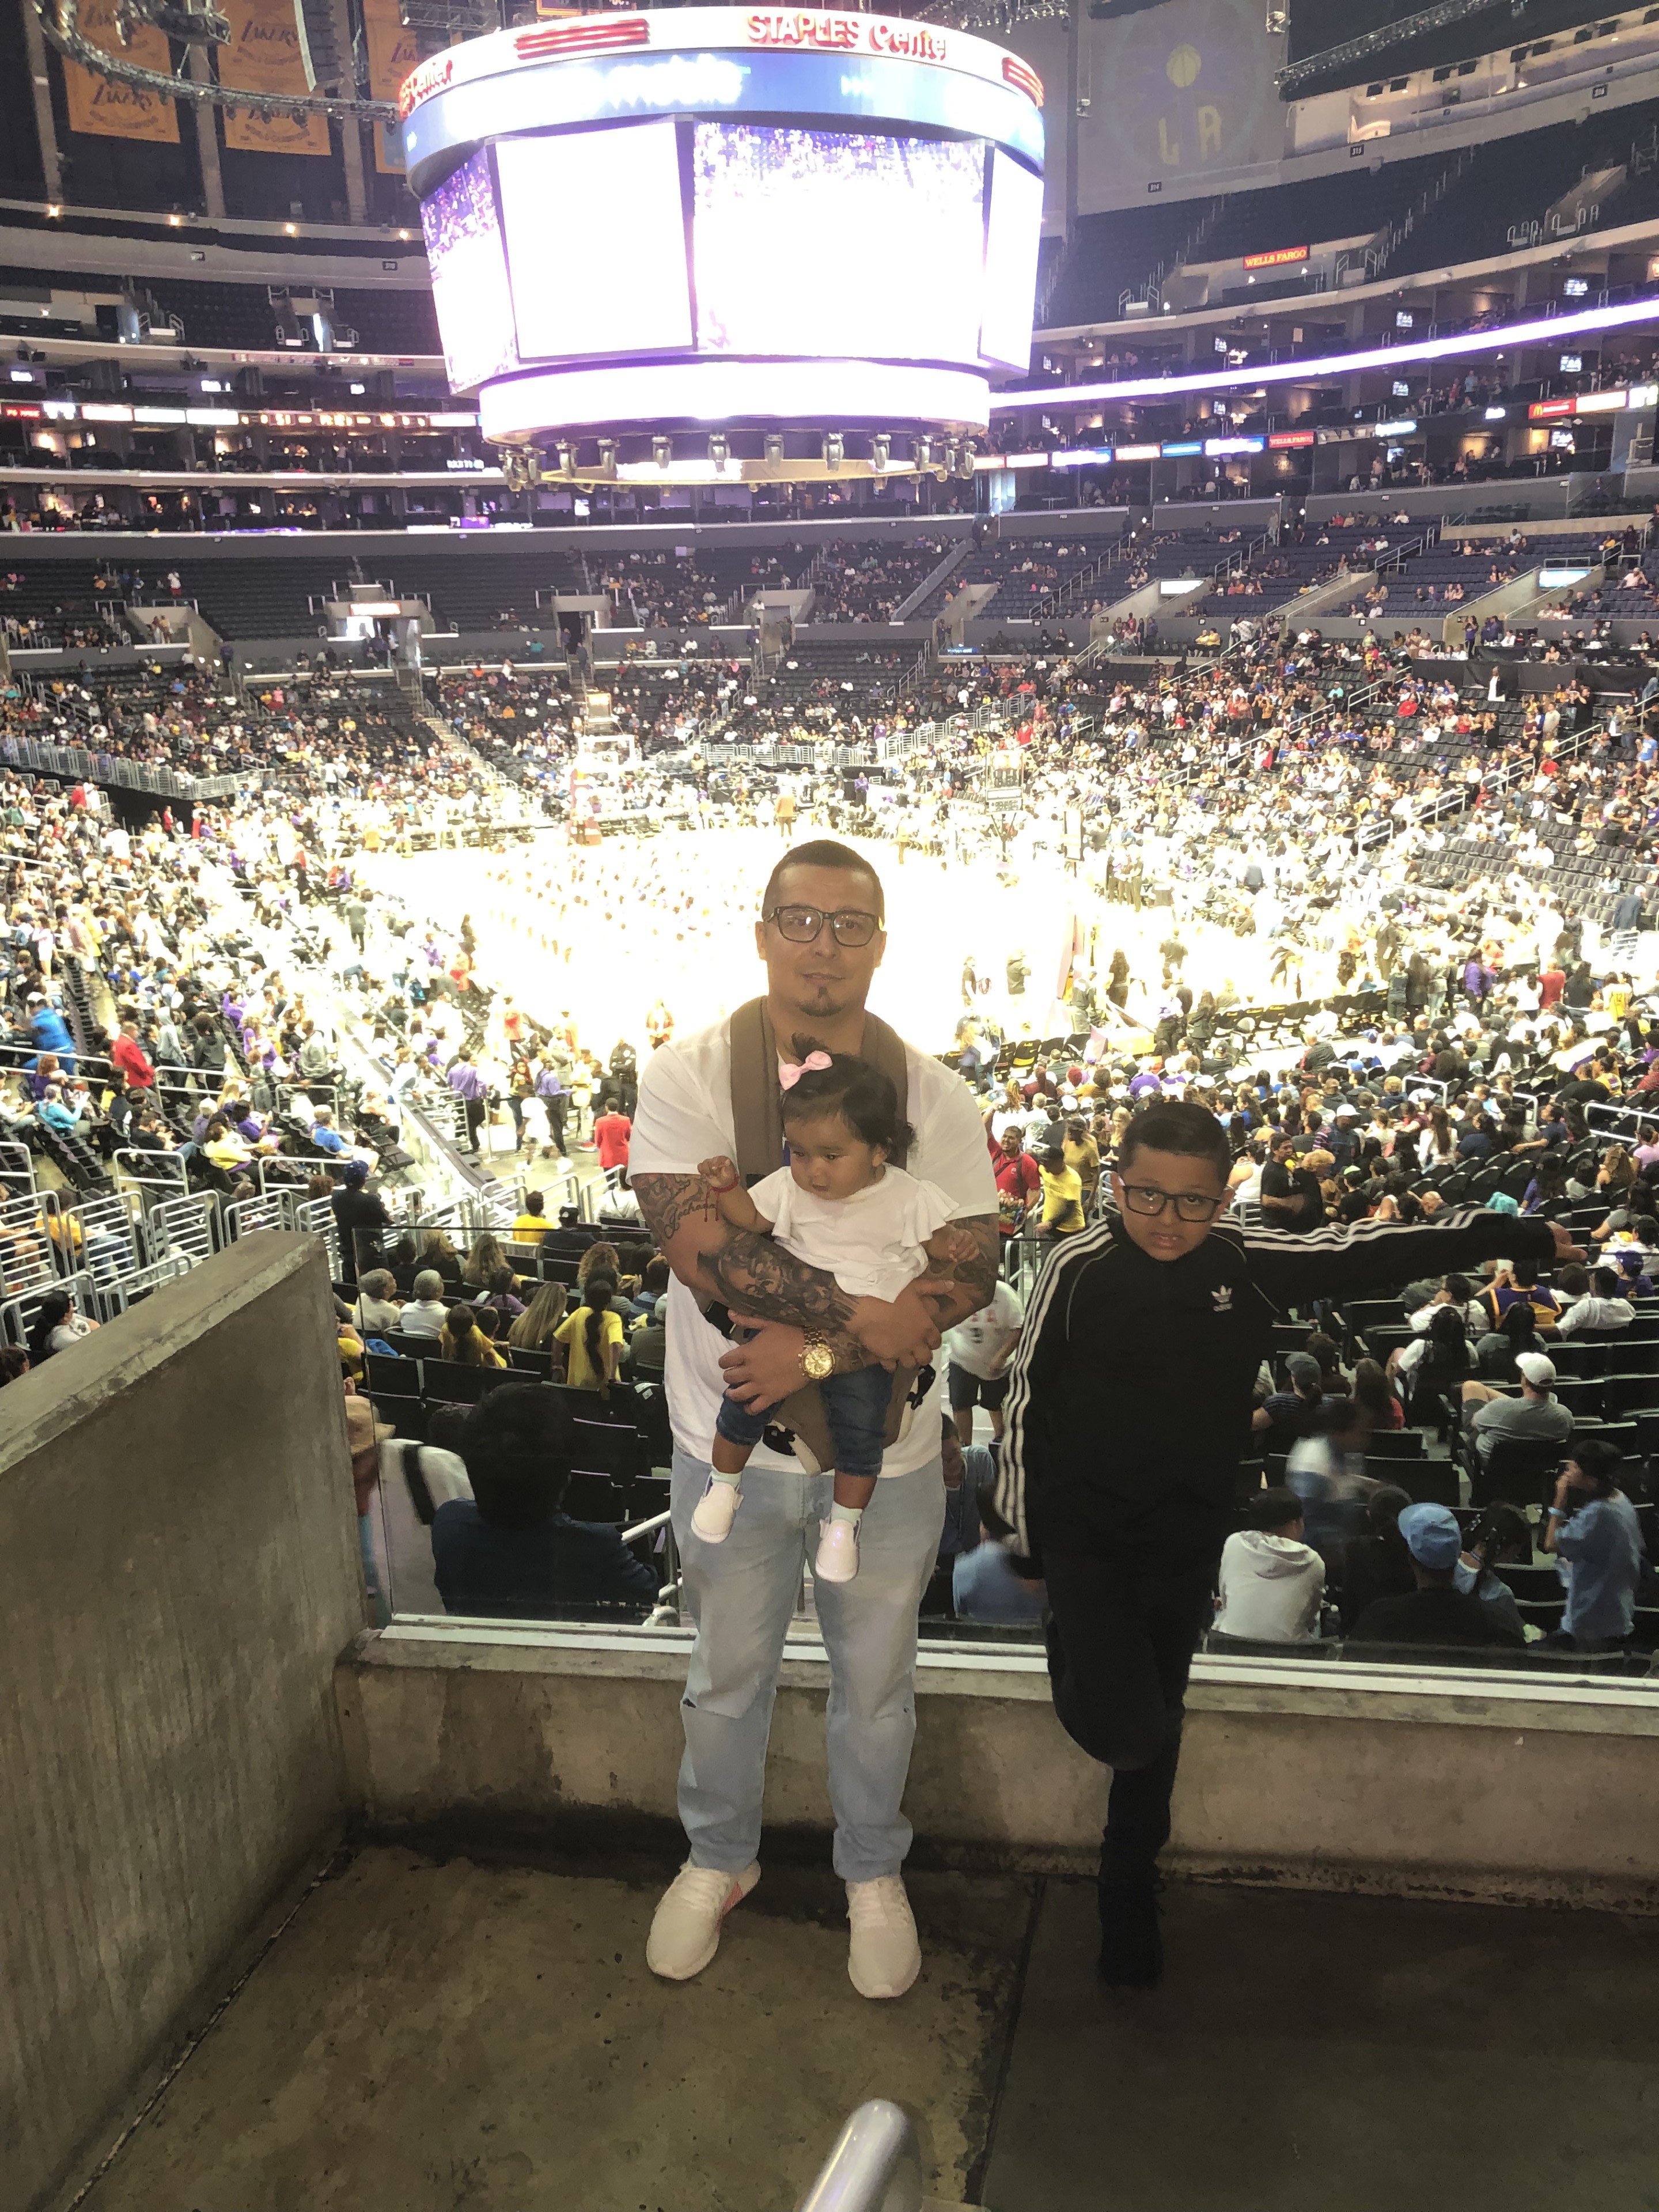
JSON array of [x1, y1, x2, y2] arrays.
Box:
[[362, 0, 418, 171], [219, 0, 330, 156], [61, 0, 180, 144]]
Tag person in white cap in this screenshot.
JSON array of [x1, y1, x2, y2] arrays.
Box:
[[1460, 1351, 1574, 1464]]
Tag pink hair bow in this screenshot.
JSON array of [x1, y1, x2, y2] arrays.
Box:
[[779, 1051, 832, 1090]]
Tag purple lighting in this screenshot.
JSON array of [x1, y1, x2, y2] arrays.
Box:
[[993, 294, 1659, 414]]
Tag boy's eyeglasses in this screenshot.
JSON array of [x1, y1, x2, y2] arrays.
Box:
[[764, 904, 882, 948], [1119, 1183, 1228, 1223]]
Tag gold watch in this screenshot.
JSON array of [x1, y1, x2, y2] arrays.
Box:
[[800, 1335, 835, 1381]]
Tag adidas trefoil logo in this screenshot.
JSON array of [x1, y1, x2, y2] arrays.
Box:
[[1211, 1286, 1233, 1312]]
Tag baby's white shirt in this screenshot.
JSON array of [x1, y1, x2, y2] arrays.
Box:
[[747, 1164, 959, 1304]]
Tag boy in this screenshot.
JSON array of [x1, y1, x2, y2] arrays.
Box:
[[997, 1099, 1580, 1988]]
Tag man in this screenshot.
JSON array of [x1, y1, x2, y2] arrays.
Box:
[[1475, 1257, 1560, 1332], [1552, 1263, 1635, 1336], [1348, 1503, 1525, 1653], [631, 839, 998, 2001], [952, 1458, 1046, 1627], [1541, 1438, 1643, 1650], [533, 1053, 569, 1158], [993, 1125, 1041, 1239], [109, 1017, 154, 1093], [1609, 884, 1645, 968], [1259, 1133, 1322, 1234], [512, 1188, 552, 1245], [431, 1384, 659, 1619], [1212, 1488, 1325, 1644], [593, 1094, 633, 1183], [998, 1099, 1578, 1988], [330, 1159, 390, 1289], [944, 1276, 1024, 1445], [1460, 1350, 1574, 1463], [26, 994, 74, 1072], [625, 1294, 669, 1382], [448, 1049, 487, 1156]]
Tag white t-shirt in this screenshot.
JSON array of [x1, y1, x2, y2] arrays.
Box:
[[631, 1016, 997, 1475], [749, 1164, 956, 1304], [944, 1279, 1025, 1380]]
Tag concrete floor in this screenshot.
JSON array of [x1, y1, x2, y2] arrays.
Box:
[[79, 1847, 1029, 2212], [80, 1849, 1659, 2212], [984, 1879, 1659, 2212]]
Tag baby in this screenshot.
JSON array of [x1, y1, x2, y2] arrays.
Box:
[[691, 1042, 967, 1583]]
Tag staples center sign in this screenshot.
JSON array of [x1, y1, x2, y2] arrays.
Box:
[[398, 6, 1042, 118]]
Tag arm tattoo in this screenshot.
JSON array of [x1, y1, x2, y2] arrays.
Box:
[[911, 1216, 1000, 1328], [631, 1171, 710, 1246], [632, 1170, 868, 1359], [702, 1228, 862, 1336]]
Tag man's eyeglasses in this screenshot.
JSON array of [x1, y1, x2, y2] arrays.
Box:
[[1119, 1182, 1228, 1223], [764, 904, 882, 948]]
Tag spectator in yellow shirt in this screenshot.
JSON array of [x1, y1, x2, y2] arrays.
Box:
[[556, 1277, 626, 1391], [512, 1189, 552, 1243], [1036, 1147, 1086, 1237]]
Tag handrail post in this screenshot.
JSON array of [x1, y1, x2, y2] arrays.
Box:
[[795, 2101, 924, 2212]]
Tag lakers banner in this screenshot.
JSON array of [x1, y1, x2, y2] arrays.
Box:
[[62, 0, 180, 143], [220, 0, 329, 156], [362, 0, 417, 171]]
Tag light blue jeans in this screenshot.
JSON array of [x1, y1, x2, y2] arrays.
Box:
[[670, 1446, 945, 1884]]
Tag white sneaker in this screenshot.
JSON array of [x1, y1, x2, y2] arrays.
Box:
[[846, 1875, 921, 2000], [645, 1860, 760, 1980], [691, 1476, 742, 1542], [814, 1517, 860, 1582]]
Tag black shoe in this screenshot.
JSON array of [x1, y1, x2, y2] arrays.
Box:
[[1097, 1876, 1164, 1989]]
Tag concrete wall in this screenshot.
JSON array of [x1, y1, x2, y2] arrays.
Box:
[[2, 1236, 364, 2212], [339, 1632, 1659, 1912]]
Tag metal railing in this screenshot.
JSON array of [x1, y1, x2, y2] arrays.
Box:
[[0, 735, 246, 801], [796, 2102, 923, 2212], [578, 1165, 629, 1223]]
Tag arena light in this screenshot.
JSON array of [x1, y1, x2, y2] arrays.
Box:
[[709, 431, 731, 470], [821, 431, 844, 470], [872, 431, 891, 471], [912, 434, 933, 470], [1002, 294, 1659, 414], [763, 431, 786, 466], [479, 361, 993, 438], [653, 435, 673, 468]]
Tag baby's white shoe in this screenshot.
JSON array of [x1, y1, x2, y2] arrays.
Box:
[[815, 1517, 861, 1582], [691, 1476, 742, 1542]]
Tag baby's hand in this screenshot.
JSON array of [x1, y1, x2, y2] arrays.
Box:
[[698, 1154, 741, 1191], [929, 1224, 980, 1268]]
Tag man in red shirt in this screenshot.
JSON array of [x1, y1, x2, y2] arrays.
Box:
[[992, 1125, 1040, 1237], [593, 1096, 633, 1182], [1539, 963, 1566, 1011], [109, 1018, 155, 1091]]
